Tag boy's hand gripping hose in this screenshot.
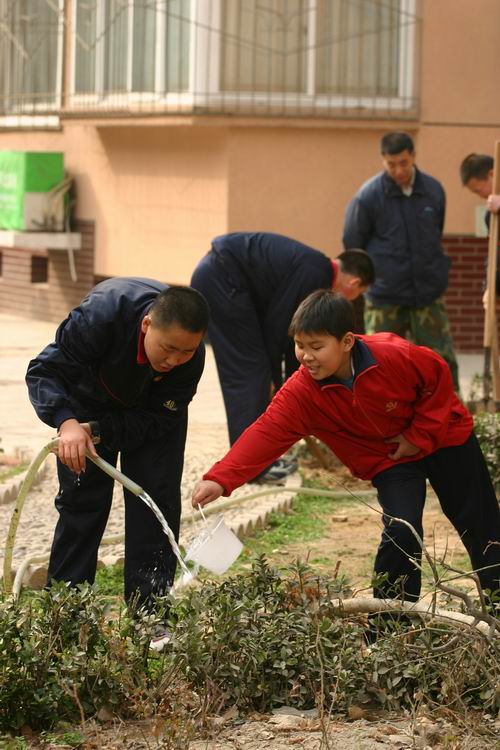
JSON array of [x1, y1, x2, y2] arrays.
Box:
[[2, 437, 145, 595]]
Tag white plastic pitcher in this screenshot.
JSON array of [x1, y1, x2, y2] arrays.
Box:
[[185, 513, 243, 575]]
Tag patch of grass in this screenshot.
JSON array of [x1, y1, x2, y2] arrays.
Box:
[[234, 487, 358, 569], [0, 464, 28, 483], [94, 561, 124, 597]]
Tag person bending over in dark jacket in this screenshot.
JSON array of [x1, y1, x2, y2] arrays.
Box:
[[26, 278, 209, 647], [343, 131, 459, 391], [460, 152, 500, 306], [192, 290, 500, 610], [191, 231, 374, 483]]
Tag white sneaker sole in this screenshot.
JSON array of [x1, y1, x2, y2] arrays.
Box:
[[149, 633, 172, 652]]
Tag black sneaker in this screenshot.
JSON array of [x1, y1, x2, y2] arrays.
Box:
[[249, 457, 298, 485]]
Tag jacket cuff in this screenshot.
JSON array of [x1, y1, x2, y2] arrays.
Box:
[[54, 409, 77, 430], [98, 415, 116, 447]]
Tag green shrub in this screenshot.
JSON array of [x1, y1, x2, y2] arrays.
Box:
[[1, 560, 499, 735], [0, 583, 179, 731], [170, 556, 365, 714], [474, 412, 500, 493]]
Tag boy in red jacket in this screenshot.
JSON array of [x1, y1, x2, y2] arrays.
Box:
[[192, 290, 500, 603]]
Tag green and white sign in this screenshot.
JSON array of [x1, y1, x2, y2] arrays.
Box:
[[0, 151, 64, 231]]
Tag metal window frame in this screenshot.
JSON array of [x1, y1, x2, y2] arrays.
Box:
[[0, 0, 64, 125], [194, 0, 417, 113], [70, 0, 191, 108], [67, 0, 418, 116]]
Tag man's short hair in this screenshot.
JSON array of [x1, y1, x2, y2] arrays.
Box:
[[380, 132, 415, 156], [337, 249, 375, 286], [459, 153, 493, 185], [289, 290, 354, 340], [150, 285, 210, 333]]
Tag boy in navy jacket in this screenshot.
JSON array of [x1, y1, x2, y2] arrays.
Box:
[[191, 232, 374, 481], [26, 278, 209, 613], [192, 290, 500, 604]]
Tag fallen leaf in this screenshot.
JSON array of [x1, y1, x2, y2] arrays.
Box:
[[348, 705, 366, 720]]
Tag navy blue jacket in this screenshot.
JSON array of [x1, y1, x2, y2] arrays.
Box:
[[343, 168, 449, 307], [210, 232, 334, 382], [26, 277, 205, 452]]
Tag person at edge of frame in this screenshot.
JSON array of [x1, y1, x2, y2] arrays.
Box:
[[460, 152, 500, 306], [192, 290, 500, 628], [26, 278, 210, 651], [191, 231, 374, 484], [343, 131, 460, 392]]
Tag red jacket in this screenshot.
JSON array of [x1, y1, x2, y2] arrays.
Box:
[[204, 333, 473, 495]]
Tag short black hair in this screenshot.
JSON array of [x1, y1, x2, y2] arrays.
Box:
[[459, 153, 493, 185], [289, 290, 354, 340], [337, 249, 375, 286], [380, 132, 414, 156], [149, 285, 210, 333]]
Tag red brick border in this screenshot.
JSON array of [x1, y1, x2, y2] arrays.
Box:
[[443, 235, 500, 353]]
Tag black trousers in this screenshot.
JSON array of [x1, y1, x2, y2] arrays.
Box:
[[371, 432, 500, 601], [48, 417, 187, 609], [191, 252, 272, 445]]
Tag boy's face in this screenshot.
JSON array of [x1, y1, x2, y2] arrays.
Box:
[[141, 315, 202, 373], [294, 330, 355, 380], [465, 172, 493, 199], [335, 273, 369, 301]]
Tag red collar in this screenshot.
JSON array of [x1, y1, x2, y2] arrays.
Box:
[[137, 328, 149, 365], [331, 259, 339, 288]]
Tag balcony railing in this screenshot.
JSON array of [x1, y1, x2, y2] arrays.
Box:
[[0, 0, 420, 122]]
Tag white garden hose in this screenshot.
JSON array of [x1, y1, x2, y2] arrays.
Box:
[[3, 438, 376, 597]]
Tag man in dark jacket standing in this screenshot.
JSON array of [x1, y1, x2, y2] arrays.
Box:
[[26, 278, 209, 623], [343, 132, 459, 390], [191, 232, 374, 481]]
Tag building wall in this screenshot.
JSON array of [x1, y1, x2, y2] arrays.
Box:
[[0, 220, 95, 321], [0, 0, 500, 350]]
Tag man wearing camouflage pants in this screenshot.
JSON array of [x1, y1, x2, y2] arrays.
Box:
[[343, 132, 459, 390]]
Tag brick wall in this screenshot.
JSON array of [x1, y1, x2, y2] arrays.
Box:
[[0, 220, 95, 322], [443, 234, 500, 353]]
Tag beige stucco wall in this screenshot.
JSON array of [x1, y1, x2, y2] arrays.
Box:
[[419, 0, 500, 234], [226, 126, 401, 254], [1, 0, 500, 283]]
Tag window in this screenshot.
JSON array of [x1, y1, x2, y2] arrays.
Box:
[[69, 0, 417, 117], [31, 255, 48, 284], [73, 0, 190, 101], [208, 0, 417, 113], [0, 0, 63, 114], [220, 0, 307, 94], [315, 0, 401, 97]]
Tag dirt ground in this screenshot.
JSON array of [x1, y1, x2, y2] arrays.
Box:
[[279, 455, 473, 594], [34, 707, 497, 749]]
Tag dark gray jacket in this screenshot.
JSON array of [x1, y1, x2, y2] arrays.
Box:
[[343, 168, 449, 307]]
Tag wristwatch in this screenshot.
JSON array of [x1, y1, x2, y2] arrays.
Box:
[[88, 420, 101, 445]]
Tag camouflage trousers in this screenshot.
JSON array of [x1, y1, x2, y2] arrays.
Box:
[[364, 298, 460, 391]]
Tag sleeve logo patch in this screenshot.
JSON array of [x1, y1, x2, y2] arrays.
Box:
[[163, 400, 178, 411], [385, 400, 398, 412]]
